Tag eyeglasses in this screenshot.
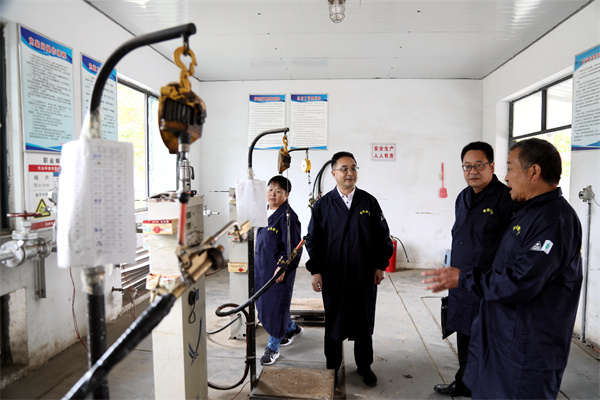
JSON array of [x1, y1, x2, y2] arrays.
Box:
[[333, 166, 359, 173], [461, 162, 490, 172]]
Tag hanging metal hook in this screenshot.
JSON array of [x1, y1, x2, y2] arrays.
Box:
[[278, 134, 291, 174], [282, 133, 289, 149], [183, 34, 190, 56], [174, 46, 197, 77]]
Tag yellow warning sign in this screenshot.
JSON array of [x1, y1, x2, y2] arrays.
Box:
[[35, 198, 51, 218]]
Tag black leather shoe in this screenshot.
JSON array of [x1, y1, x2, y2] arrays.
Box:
[[334, 369, 339, 387], [357, 367, 377, 387], [434, 381, 472, 397]]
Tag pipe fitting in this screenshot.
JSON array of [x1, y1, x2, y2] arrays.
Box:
[[1, 240, 26, 267], [0, 238, 52, 268]]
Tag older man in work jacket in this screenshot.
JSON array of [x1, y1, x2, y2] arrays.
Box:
[[424, 138, 583, 399]]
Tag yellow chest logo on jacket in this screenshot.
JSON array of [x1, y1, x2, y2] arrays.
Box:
[[359, 210, 371, 216], [268, 226, 279, 234], [512, 225, 521, 235], [482, 208, 494, 215]]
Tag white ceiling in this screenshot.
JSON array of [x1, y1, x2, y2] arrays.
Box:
[[86, 0, 593, 82]]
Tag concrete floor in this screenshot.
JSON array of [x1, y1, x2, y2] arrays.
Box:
[[2, 268, 599, 400]]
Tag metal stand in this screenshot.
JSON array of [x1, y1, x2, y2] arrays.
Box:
[[579, 185, 595, 343], [248, 228, 257, 389], [64, 23, 197, 400]]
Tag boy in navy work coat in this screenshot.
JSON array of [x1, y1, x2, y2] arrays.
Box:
[[255, 175, 303, 366], [305, 151, 394, 387], [434, 141, 513, 397], [424, 138, 583, 399]]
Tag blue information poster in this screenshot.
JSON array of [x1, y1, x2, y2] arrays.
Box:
[[248, 94, 286, 149], [81, 54, 118, 141], [290, 94, 328, 149], [19, 25, 74, 152], [572, 44, 600, 151]]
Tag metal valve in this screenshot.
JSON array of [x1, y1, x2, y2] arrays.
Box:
[[203, 204, 220, 217], [7, 211, 42, 240], [1, 211, 52, 276]]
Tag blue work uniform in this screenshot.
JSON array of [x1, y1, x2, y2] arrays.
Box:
[[306, 187, 393, 343], [446, 174, 513, 335], [255, 201, 302, 339], [461, 188, 582, 399]]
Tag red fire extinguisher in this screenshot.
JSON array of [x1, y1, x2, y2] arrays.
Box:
[[386, 237, 398, 273]]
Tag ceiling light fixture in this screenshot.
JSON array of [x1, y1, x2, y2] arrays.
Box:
[[328, 0, 346, 23]]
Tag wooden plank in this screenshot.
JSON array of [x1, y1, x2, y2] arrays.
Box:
[[251, 367, 334, 400], [290, 298, 324, 314]]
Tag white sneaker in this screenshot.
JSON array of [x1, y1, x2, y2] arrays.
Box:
[[280, 326, 304, 347], [260, 347, 279, 365]]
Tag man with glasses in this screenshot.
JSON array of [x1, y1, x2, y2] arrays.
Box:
[[433, 141, 513, 397], [424, 138, 582, 399], [305, 151, 394, 388]]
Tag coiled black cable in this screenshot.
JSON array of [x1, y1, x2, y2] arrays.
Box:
[[207, 238, 304, 390], [207, 304, 251, 390], [206, 313, 241, 335], [311, 160, 332, 203]]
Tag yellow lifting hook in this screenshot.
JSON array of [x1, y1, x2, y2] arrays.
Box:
[[158, 45, 206, 154]]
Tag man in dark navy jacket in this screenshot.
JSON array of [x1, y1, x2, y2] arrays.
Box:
[[424, 138, 582, 399], [434, 142, 513, 397], [305, 151, 394, 387]]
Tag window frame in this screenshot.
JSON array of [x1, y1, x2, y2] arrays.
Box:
[[116, 78, 160, 212], [509, 74, 573, 145]]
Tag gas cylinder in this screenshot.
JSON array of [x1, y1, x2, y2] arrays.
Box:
[[386, 238, 398, 273]]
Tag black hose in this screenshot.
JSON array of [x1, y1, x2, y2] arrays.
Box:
[[90, 23, 196, 113], [63, 294, 178, 400], [391, 235, 410, 263], [207, 305, 251, 390], [209, 236, 305, 390], [288, 147, 310, 153], [86, 290, 109, 399], [312, 160, 332, 198], [209, 269, 286, 391], [206, 313, 241, 335], [247, 128, 289, 170], [215, 259, 291, 318]]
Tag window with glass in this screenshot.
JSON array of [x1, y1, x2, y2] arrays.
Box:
[[117, 81, 177, 210], [509, 76, 573, 199], [1, 23, 8, 231], [116, 80, 177, 304]]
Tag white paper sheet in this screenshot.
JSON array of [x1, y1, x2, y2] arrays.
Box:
[[235, 179, 268, 228], [57, 138, 136, 267]]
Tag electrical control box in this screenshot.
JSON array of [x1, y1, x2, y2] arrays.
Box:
[[147, 195, 207, 400]]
